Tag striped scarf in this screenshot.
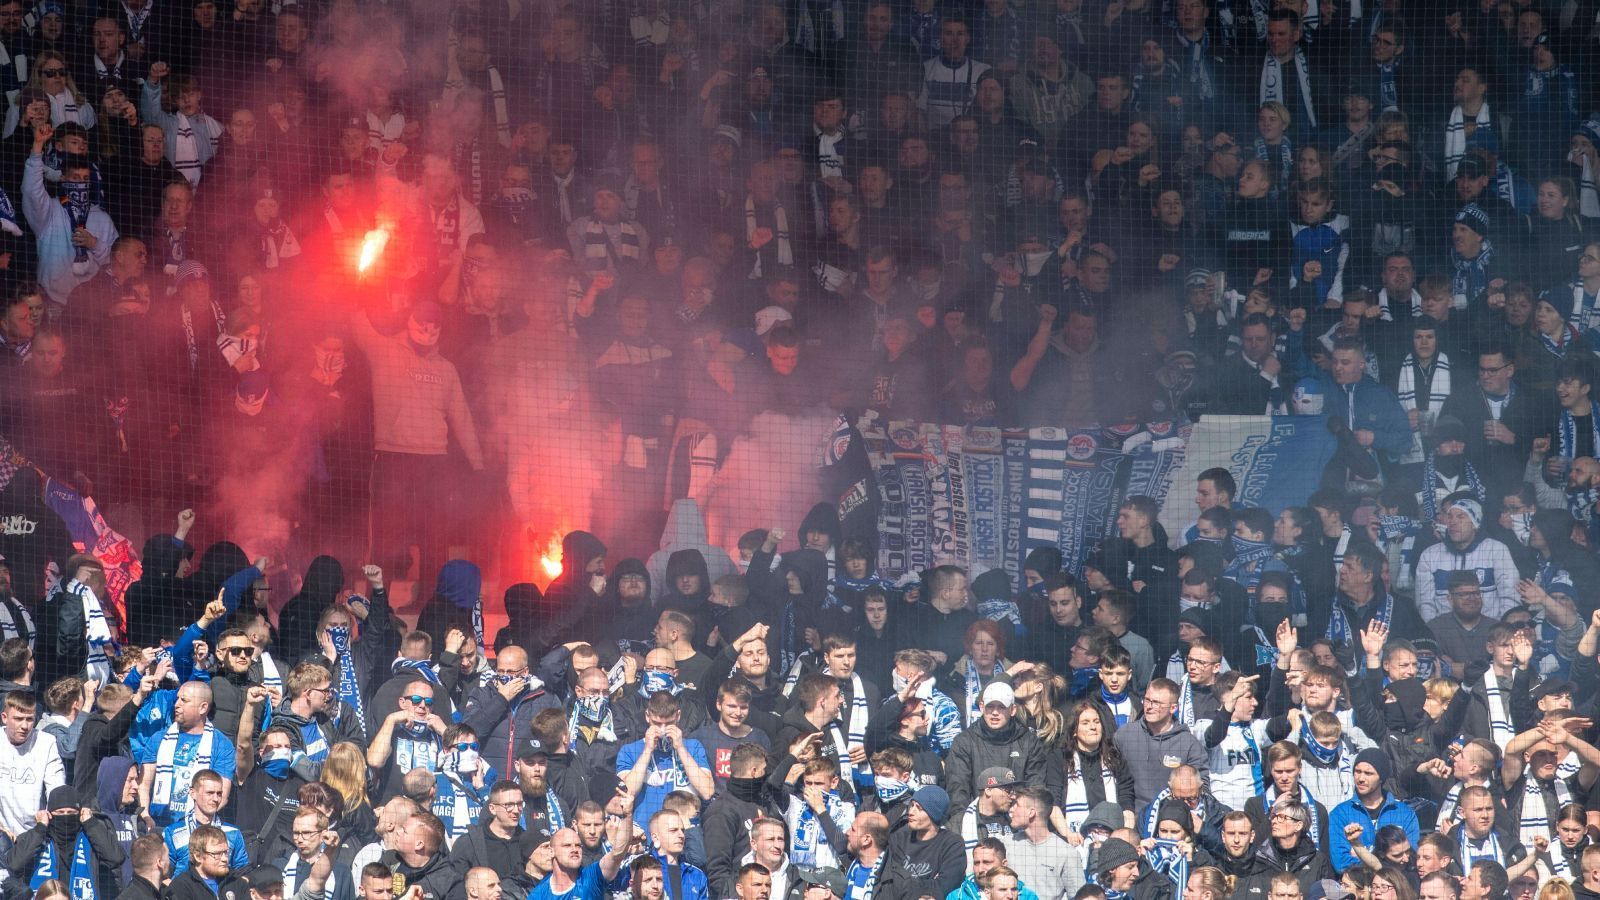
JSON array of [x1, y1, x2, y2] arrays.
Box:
[[1396, 353, 1450, 463], [744, 196, 792, 278], [1568, 281, 1600, 340], [328, 626, 367, 741], [1483, 671, 1513, 749], [1460, 829, 1506, 869], [1518, 774, 1571, 848], [259, 652, 282, 694], [1418, 454, 1485, 526], [1062, 753, 1120, 834], [567, 695, 617, 750], [580, 219, 642, 272], [1444, 104, 1493, 179], [1558, 401, 1600, 460], [1450, 240, 1495, 306], [393, 721, 439, 773], [1141, 788, 1204, 836], [1254, 137, 1295, 186], [173, 113, 201, 185], [484, 66, 510, 147], [1326, 591, 1392, 648], [963, 658, 1004, 727], [1148, 839, 1189, 893], [1260, 47, 1316, 128], [151, 721, 216, 821], [180, 300, 224, 371], [391, 657, 440, 686], [66, 580, 114, 682]]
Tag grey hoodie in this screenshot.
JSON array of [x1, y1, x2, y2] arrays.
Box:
[[1112, 717, 1210, 808]]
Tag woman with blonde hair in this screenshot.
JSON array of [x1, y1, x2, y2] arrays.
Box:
[[321, 741, 379, 845], [1539, 880, 1576, 900], [3, 50, 93, 137], [1011, 664, 1068, 745], [1186, 866, 1232, 900], [31, 881, 69, 900]]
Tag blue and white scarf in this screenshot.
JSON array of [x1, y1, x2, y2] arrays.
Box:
[[1254, 136, 1295, 186], [65, 579, 114, 683], [873, 775, 910, 805], [1147, 839, 1190, 893], [1460, 829, 1506, 870], [0, 187, 21, 237], [1558, 401, 1600, 460], [1300, 715, 1341, 767], [393, 721, 439, 773], [1063, 753, 1120, 834], [567, 695, 618, 749], [792, 791, 847, 867], [1325, 591, 1393, 648], [640, 670, 682, 698], [1483, 670, 1513, 749], [151, 720, 216, 822], [1450, 240, 1495, 305], [328, 626, 367, 741], [1234, 722, 1265, 795], [1518, 774, 1571, 848], [1419, 455, 1486, 526], [391, 656, 441, 686], [30, 829, 96, 898], [962, 658, 1005, 727], [1101, 686, 1133, 726], [1141, 788, 1205, 837], [59, 179, 92, 269]]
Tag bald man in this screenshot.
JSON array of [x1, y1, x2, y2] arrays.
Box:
[[466, 867, 502, 900], [459, 645, 562, 773], [138, 681, 236, 826], [529, 822, 634, 899]]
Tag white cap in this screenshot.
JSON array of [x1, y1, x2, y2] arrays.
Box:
[[754, 305, 794, 336], [981, 682, 1015, 708]]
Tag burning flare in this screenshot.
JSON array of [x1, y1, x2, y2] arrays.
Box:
[[540, 533, 563, 578], [357, 228, 390, 274]]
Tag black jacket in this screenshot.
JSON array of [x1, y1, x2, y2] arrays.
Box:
[[4, 817, 125, 900], [380, 847, 463, 900], [943, 718, 1058, 821]]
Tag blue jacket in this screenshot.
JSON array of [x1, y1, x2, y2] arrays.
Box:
[[1319, 375, 1412, 458], [949, 875, 1041, 900], [1328, 791, 1420, 870]]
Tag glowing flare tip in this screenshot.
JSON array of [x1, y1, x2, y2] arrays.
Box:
[[541, 555, 562, 577], [357, 229, 390, 273]]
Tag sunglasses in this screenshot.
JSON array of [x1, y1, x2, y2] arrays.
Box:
[[219, 646, 253, 656], [39, 68, 65, 77], [405, 695, 434, 706], [456, 742, 479, 751]]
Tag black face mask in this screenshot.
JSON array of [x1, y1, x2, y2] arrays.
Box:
[[728, 775, 766, 803], [1256, 602, 1290, 635], [48, 814, 80, 845], [1434, 452, 1465, 476]]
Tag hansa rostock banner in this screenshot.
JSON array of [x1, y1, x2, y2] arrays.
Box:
[[852, 415, 1334, 579]]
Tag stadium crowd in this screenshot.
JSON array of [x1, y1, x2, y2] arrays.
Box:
[[11, 0, 1600, 900]]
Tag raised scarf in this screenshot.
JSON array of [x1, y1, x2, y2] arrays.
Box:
[[30, 829, 95, 898]]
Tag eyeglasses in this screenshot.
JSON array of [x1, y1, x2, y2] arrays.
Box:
[[306, 686, 332, 696], [292, 830, 322, 838], [1187, 656, 1221, 666], [199, 847, 230, 858], [492, 799, 525, 808], [39, 68, 65, 77], [405, 695, 434, 706], [1478, 363, 1512, 375]]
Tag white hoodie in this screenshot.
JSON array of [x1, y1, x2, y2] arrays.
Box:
[[0, 728, 64, 836]]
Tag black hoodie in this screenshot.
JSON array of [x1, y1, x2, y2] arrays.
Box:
[[124, 534, 195, 647], [590, 558, 659, 662], [537, 531, 608, 652], [276, 555, 344, 665], [661, 548, 713, 639], [494, 582, 547, 655], [944, 716, 1057, 820]]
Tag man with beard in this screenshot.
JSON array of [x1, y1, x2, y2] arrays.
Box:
[[706, 624, 785, 739]]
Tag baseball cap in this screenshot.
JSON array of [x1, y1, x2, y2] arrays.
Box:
[[978, 767, 1020, 789], [517, 737, 552, 760], [797, 867, 847, 897], [981, 682, 1015, 708]]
